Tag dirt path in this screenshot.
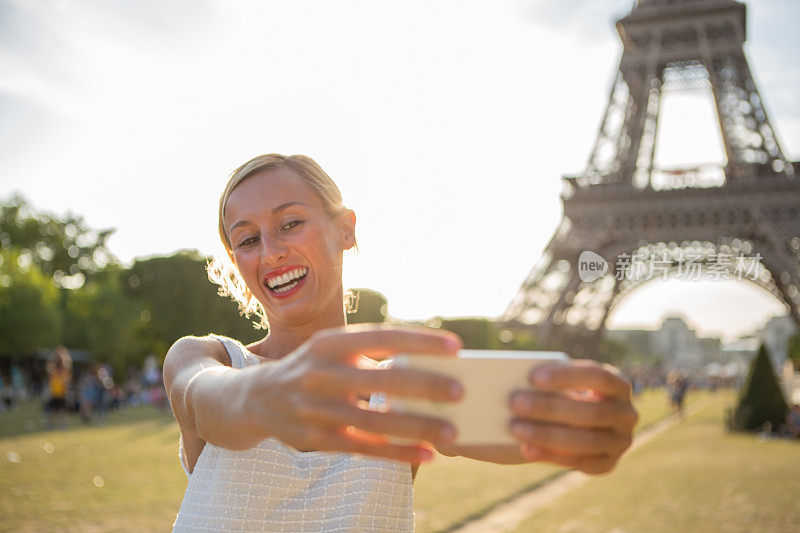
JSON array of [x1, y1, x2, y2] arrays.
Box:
[[449, 400, 716, 533]]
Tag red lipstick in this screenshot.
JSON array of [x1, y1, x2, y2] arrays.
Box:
[[263, 265, 308, 299], [263, 264, 306, 285]]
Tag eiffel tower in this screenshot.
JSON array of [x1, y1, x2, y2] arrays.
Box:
[[503, 0, 800, 357]]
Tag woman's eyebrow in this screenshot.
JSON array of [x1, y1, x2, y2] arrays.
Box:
[[272, 201, 308, 214], [229, 202, 309, 233]]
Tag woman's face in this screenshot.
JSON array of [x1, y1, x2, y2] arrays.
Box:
[[223, 167, 355, 327]]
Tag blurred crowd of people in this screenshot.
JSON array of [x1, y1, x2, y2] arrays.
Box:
[[0, 347, 167, 427], [3, 347, 797, 440], [625, 367, 741, 398]]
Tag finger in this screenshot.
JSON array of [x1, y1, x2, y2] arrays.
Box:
[[509, 390, 639, 433], [309, 325, 462, 361], [528, 360, 632, 399], [296, 397, 457, 445], [521, 444, 618, 475], [290, 424, 434, 463], [325, 365, 464, 402], [509, 420, 632, 456], [332, 428, 435, 463]]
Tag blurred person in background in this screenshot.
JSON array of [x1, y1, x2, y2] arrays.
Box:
[[44, 346, 73, 429], [95, 363, 114, 419], [668, 371, 689, 417], [780, 404, 800, 439], [0, 370, 12, 411], [78, 364, 103, 423], [11, 363, 27, 403]]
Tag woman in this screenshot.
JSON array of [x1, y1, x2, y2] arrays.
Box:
[[164, 154, 638, 531]]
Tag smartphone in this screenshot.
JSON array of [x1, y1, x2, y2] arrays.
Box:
[[386, 350, 569, 446]]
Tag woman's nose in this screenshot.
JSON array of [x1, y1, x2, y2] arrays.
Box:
[[260, 235, 288, 265]]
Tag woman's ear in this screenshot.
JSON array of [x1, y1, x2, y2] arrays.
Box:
[[340, 209, 356, 250]]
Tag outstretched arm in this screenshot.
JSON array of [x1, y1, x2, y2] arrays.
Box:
[[164, 326, 468, 463], [163, 335, 265, 451]]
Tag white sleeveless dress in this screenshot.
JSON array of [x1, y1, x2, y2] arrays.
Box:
[[172, 334, 414, 532]]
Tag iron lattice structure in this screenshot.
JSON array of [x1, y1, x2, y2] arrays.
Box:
[[503, 0, 800, 356]]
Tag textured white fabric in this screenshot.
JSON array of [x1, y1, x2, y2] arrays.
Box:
[[172, 334, 414, 532]]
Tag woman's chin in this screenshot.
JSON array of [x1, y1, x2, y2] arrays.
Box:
[[263, 289, 343, 328]]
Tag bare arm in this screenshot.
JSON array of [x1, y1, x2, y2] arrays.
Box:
[[163, 326, 467, 462], [163, 336, 264, 451]]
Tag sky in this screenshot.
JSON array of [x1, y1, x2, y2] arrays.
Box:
[[1, 0, 798, 342]]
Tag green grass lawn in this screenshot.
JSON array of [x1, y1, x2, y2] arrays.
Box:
[[0, 402, 186, 531], [0, 388, 713, 531], [512, 390, 800, 533]]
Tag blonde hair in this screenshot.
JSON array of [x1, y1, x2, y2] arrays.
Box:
[[207, 154, 351, 329]]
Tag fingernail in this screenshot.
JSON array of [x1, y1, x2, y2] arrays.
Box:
[[440, 425, 457, 443], [522, 444, 543, 460], [511, 394, 530, 411], [445, 336, 462, 352], [531, 367, 551, 386], [449, 381, 464, 400], [418, 448, 434, 462], [511, 422, 534, 441]]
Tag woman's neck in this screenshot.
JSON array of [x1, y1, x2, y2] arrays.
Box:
[[248, 309, 347, 361]]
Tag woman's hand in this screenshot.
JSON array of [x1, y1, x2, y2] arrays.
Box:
[[238, 325, 465, 463], [509, 360, 638, 475]]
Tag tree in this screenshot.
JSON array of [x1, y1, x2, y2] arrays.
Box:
[[788, 333, 800, 371], [435, 317, 494, 349], [347, 288, 388, 324], [0, 249, 62, 356], [729, 344, 789, 432], [0, 193, 115, 288], [124, 251, 262, 359], [492, 327, 540, 351], [597, 336, 634, 366], [63, 265, 144, 375]]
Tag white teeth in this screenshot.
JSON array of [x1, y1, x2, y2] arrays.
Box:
[[266, 268, 308, 291], [273, 279, 300, 293]]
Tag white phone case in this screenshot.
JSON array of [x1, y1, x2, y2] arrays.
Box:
[[386, 350, 568, 446]]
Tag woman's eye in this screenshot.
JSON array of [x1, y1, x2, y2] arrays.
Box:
[[281, 220, 303, 231], [237, 236, 258, 248]]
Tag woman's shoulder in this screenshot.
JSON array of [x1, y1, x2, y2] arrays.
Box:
[[166, 335, 233, 369]]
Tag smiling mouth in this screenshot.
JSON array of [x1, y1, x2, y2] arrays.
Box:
[[264, 267, 309, 294]]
